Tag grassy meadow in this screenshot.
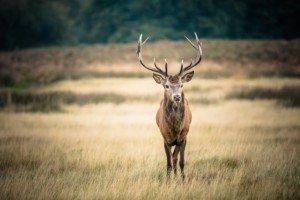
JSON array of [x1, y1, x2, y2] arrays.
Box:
[[0, 40, 299, 199]]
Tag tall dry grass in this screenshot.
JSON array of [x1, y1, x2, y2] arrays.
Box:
[[0, 100, 299, 199]]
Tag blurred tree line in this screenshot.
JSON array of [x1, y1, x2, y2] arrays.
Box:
[[0, 0, 299, 50]]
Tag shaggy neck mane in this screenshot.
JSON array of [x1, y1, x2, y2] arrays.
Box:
[[163, 92, 185, 133]]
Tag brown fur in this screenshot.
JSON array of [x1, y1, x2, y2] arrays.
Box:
[[168, 75, 180, 84], [156, 92, 192, 145], [149, 70, 196, 180], [156, 89, 192, 180]]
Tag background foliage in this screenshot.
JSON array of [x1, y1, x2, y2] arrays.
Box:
[[0, 0, 299, 50]]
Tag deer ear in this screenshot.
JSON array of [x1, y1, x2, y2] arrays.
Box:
[[181, 71, 194, 83], [153, 73, 165, 84]]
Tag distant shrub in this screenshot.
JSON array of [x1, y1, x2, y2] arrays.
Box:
[[227, 86, 300, 107]]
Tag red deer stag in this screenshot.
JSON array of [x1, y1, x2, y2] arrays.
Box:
[[136, 33, 203, 180]]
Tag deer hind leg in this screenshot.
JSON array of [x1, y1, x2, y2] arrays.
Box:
[[164, 142, 172, 179], [179, 139, 187, 180], [172, 146, 180, 176]]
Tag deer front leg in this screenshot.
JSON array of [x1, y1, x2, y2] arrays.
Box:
[[172, 146, 180, 176], [179, 139, 187, 180], [164, 142, 172, 179]]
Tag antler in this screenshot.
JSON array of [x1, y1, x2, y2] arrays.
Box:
[[137, 34, 168, 77], [178, 32, 203, 76]]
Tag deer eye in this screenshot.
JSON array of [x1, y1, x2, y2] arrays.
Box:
[[165, 85, 170, 89], [180, 84, 183, 88]]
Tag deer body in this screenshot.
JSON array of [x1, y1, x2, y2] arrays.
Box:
[[137, 33, 202, 180], [156, 92, 192, 145]]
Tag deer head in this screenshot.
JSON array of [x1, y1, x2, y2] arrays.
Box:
[[137, 33, 203, 103]]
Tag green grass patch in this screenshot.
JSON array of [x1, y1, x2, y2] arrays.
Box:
[[227, 86, 300, 107], [0, 91, 153, 112], [193, 157, 241, 170]]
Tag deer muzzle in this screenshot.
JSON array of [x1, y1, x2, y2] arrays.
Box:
[[173, 94, 181, 102]]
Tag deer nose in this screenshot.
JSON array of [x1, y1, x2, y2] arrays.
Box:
[[173, 94, 181, 102]]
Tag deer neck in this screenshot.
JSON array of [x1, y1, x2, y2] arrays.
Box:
[[163, 92, 185, 133]]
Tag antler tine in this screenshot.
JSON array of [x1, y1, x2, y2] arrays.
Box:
[[179, 59, 184, 75], [184, 35, 197, 50], [178, 32, 203, 76], [137, 34, 167, 76], [194, 32, 203, 54], [142, 36, 150, 45], [153, 58, 165, 74], [164, 59, 168, 76]]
